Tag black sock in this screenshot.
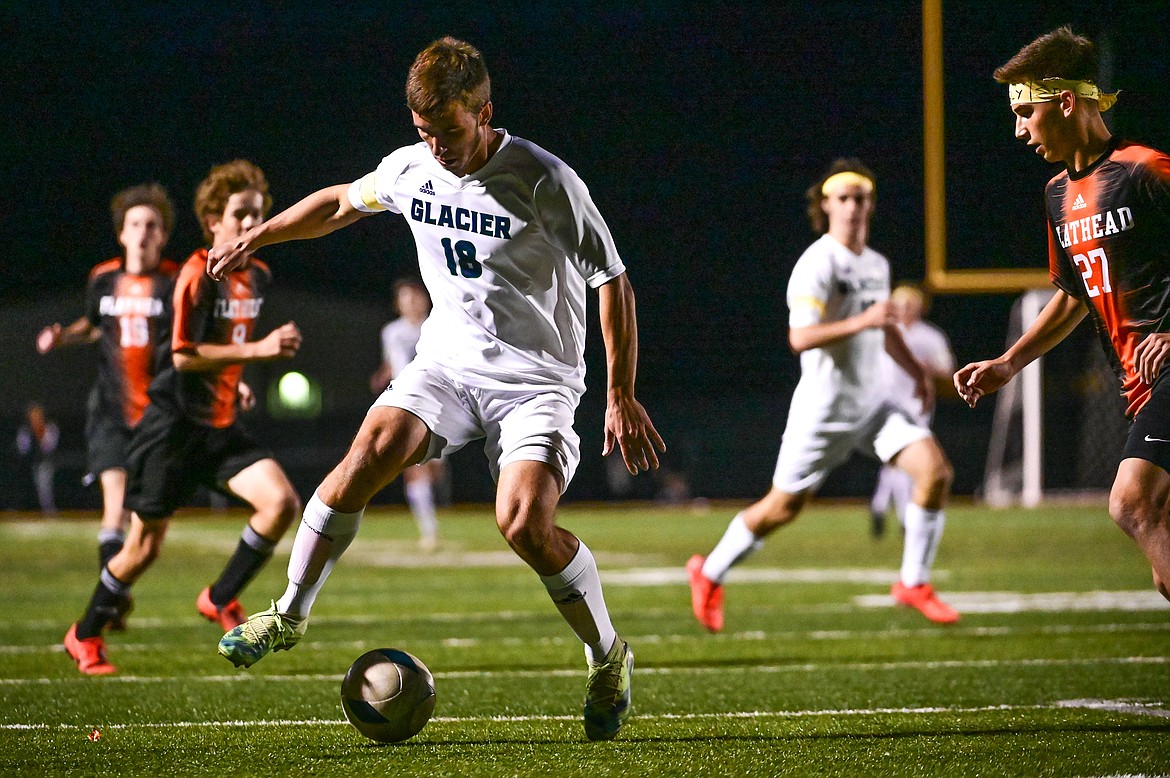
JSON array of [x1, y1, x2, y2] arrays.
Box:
[[98, 538, 124, 569], [208, 528, 275, 606], [77, 567, 131, 639]]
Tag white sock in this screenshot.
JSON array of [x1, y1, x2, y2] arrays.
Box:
[[405, 479, 438, 540], [871, 466, 895, 515], [701, 512, 763, 584], [276, 492, 364, 618], [891, 470, 914, 526], [538, 540, 617, 665], [900, 503, 945, 586]]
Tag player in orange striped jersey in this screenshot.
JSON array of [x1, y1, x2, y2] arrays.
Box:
[[956, 27, 1170, 601], [64, 161, 303, 675], [37, 184, 179, 593]]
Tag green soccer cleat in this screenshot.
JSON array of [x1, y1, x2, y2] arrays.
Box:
[[582, 638, 633, 741], [217, 602, 307, 668]]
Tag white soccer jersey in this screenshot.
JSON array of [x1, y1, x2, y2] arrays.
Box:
[[785, 234, 891, 423], [882, 319, 954, 424], [349, 130, 626, 393], [380, 317, 423, 377]]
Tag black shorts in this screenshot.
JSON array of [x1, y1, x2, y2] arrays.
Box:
[[123, 403, 273, 521], [85, 410, 132, 478], [1122, 373, 1170, 474]]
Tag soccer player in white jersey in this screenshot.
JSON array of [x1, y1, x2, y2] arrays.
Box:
[[688, 159, 960, 630], [207, 36, 664, 741], [869, 284, 955, 537], [369, 278, 446, 552]]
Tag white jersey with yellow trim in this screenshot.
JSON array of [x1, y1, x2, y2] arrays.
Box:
[[785, 233, 891, 424], [348, 130, 626, 393]]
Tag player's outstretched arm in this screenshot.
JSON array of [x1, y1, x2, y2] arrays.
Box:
[[789, 299, 893, 353], [598, 273, 666, 475], [173, 322, 303, 372], [954, 290, 1087, 408], [36, 316, 98, 353], [206, 184, 368, 279]]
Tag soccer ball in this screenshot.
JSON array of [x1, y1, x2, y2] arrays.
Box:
[[340, 648, 436, 743]]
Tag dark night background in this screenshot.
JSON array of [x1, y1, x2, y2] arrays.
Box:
[[1, 2, 1168, 508]]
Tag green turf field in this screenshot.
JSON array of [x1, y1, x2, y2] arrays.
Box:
[[2, 501, 1167, 776]]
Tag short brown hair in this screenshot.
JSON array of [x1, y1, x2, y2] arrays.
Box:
[[994, 26, 1100, 84], [194, 159, 273, 243], [110, 183, 174, 236], [406, 36, 491, 117], [805, 158, 875, 233]]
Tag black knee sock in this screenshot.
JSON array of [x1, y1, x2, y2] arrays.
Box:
[[77, 567, 131, 639], [98, 536, 124, 570], [208, 526, 275, 606]]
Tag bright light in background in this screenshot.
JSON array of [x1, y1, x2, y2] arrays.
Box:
[[270, 371, 322, 418], [279, 372, 312, 408]]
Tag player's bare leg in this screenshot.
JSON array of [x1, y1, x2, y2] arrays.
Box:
[[197, 460, 301, 630], [66, 514, 169, 674], [889, 438, 958, 623], [97, 469, 130, 564], [496, 460, 630, 740], [219, 407, 428, 667], [688, 488, 808, 632], [1109, 458, 1170, 602]]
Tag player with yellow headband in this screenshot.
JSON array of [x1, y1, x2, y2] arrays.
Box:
[[956, 26, 1170, 602], [689, 158, 960, 629]]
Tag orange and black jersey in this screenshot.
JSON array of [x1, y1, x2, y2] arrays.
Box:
[[146, 249, 272, 428], [1047, 137, 1170, 418], [84, 258, 179, 428]]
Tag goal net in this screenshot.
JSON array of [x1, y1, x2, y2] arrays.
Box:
[[981, 290, 1130, 506]]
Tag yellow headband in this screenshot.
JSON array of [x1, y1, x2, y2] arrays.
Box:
[[821, 171, 874, 196], [1008, 78, 1118, 111]]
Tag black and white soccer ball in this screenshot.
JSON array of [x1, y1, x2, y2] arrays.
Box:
[[340, 648, 436, 743]]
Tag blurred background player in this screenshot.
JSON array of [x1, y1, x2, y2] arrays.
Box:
[[955, 27, 1170, 602], [210, 37, 664, 741], [869, 283, 955, 537], [14, 402, 60, 517], [688, 159, 959, 631], [36, 183, 179, 589], [369, 278, 446, 551], [63, 160, 303, 675]]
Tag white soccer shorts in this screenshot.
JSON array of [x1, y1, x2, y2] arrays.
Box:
[[371, 358, 581, 491], [771, 401, 932, 494]]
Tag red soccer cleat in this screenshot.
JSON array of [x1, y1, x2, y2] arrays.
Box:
[[891, 581, 960, 624], [197, 587, 247, 631], [687, 555, 725, 633], [64, 623, 117, 675]]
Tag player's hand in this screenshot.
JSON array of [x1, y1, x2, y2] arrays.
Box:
[[36, 324, 61, 354], [1134, 332, 1170, 386], [860, 300, 896, 330], [953, 359, 1014, 408], [603, 390, 666, 475], [913, 370, 936, 414], [237, 380, 257, 411], [206, 239, 251, 280], [256, 322, 303, 360]]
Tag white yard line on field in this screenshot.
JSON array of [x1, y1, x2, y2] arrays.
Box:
[[2, 654, 1166, 686], [3, 619, 1167, 656], [2, 699, 1167, 731]]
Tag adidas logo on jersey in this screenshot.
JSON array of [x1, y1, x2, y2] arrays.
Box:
[[419, 180, 435, 195], [1071, 193, 1087, 211]]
